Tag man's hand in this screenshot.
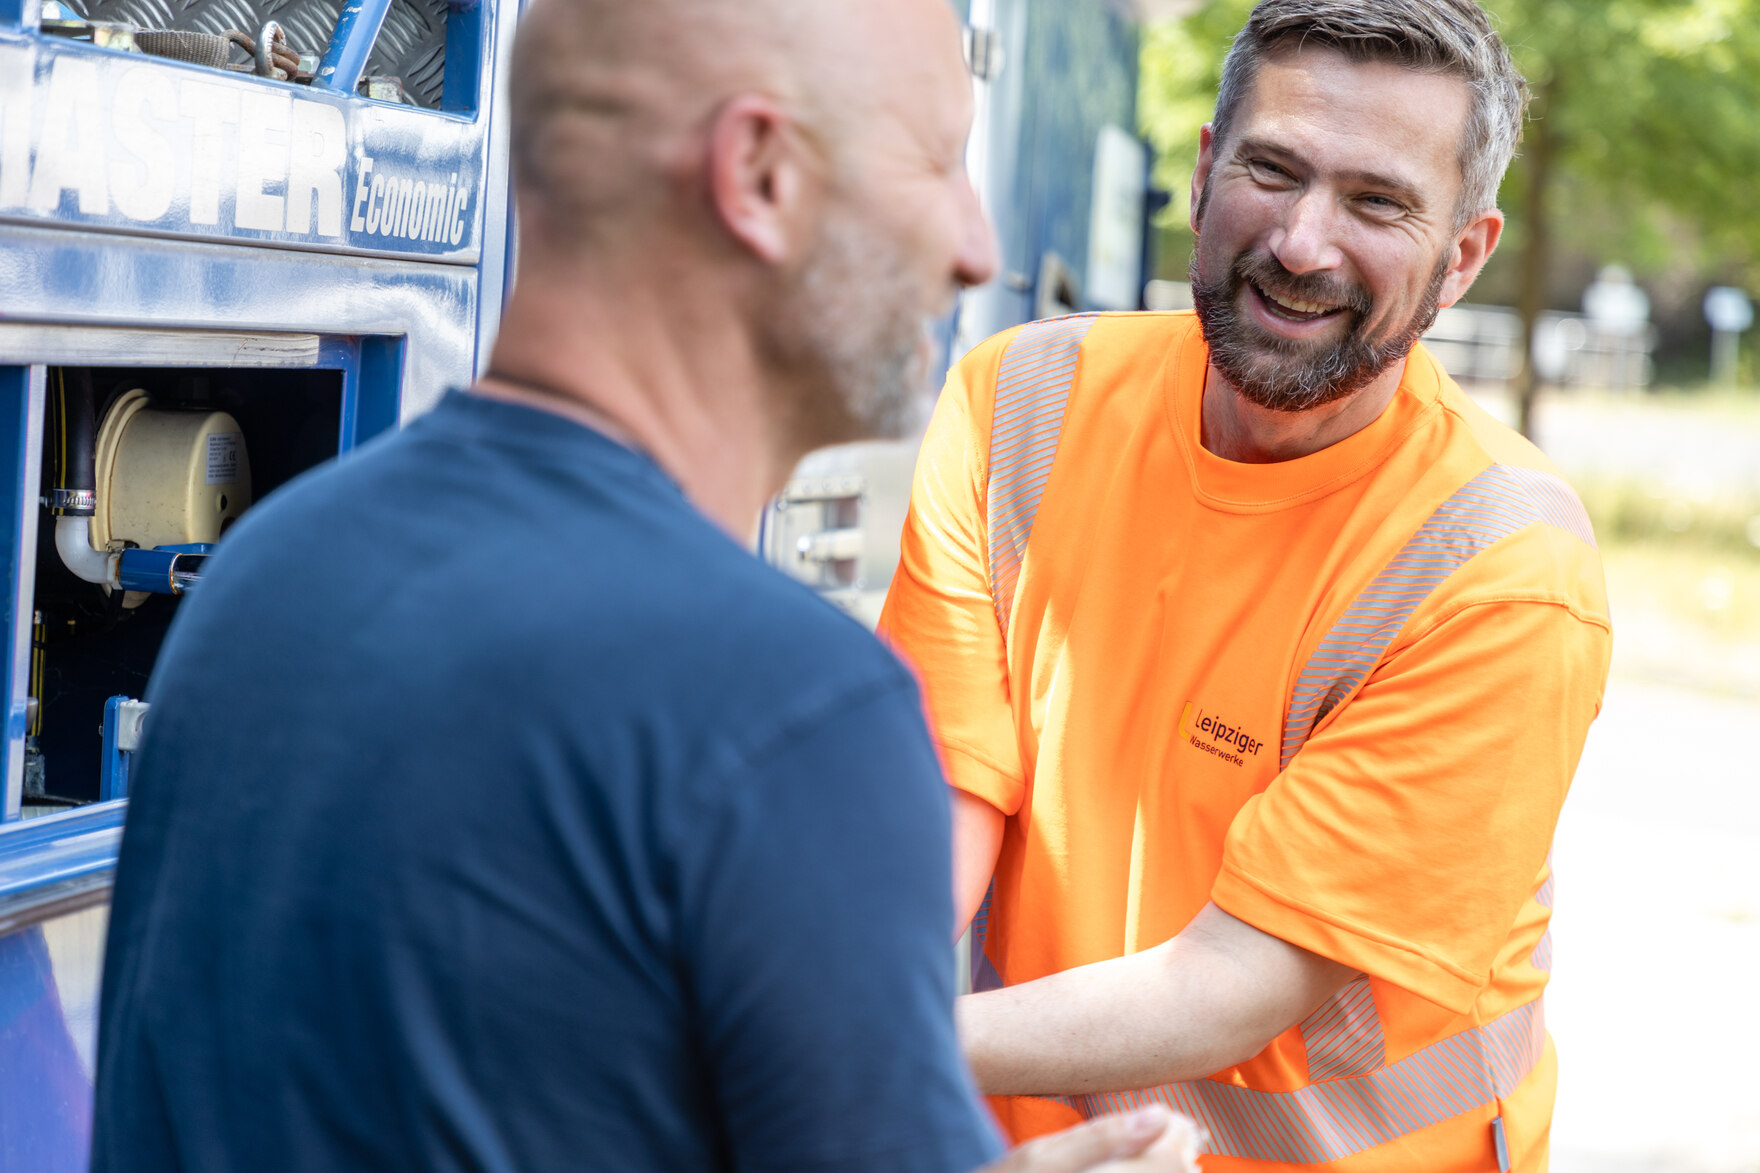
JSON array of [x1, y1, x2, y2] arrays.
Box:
[[976, 1107, 1204, 1173], [960, 902, 1355, 1095]]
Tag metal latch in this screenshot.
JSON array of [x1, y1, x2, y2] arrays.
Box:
[[796, 527, 863, 565], [764, 476, 866, 592], [100, 696, 149, 801], [964, 26, 1004, 81], [113, 699, 149, 753]]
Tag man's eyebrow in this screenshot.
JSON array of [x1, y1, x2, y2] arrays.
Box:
[[1231, 137, 1427, 206], [1337, 167, 1426, 206]]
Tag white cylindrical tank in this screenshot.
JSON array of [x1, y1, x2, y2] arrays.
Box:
[[92, 388, 253, 550]]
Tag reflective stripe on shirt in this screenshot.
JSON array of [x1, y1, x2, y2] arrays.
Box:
[[986, 314, 1099, 636], [1057, 996, 1545, 1164], [1280, 463, 1598, 770]]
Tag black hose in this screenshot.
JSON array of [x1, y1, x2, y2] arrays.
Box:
[[51, 369, 96, 516]]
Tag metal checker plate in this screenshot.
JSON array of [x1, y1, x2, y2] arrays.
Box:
[[57, 0, 448, 108]]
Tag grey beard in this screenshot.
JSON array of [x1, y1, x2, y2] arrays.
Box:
[[770, 210, 942, 447]]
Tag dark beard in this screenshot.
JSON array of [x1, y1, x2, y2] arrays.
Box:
[[1190, 246, 1449, 413]]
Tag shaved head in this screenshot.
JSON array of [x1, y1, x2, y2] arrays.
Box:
[[492, 0, 994, 500], [509, 0, 925, 250]]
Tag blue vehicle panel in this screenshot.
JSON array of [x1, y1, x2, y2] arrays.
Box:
[[958, 0, 1149, 349], [0, 0, 517, 1153], [0, 0, 1155, 1162], [0, 32, 492, 260]]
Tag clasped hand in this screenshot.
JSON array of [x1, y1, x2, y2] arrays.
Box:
[[978, 1106, 1203, 1173]]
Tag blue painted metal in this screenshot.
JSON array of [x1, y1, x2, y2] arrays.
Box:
[[0, 366, 43, 823], [0, 368, 24, 824], [0, 224, 477, 407], [0, 31, 492, 262], [469, 0, 522, 372], [0, 0, 520, 1148], [959, 0, 1144, 349], [0, 802, 123, 912], [341, 335, 408, 448], [0, 0, 37, 32], [97, 696, 132, 800], [312, 0, 395, 97], [441, 1, 486, 113], [0, 913, 100, 1173], [0, 804, 122, 1173]]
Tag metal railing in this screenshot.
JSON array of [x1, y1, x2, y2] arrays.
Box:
[[1143, 283, 1656, 390]]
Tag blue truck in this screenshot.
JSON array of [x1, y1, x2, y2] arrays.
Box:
[[0, 0, 1154, 1161]]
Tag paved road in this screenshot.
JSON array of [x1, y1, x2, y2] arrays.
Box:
[[1549, 674, 1760, 1173]]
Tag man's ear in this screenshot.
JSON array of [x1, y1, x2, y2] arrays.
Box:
[[706, 95, 811, 266], [1437, 208, 1504, 308], [1190, 124, 1216, 235]]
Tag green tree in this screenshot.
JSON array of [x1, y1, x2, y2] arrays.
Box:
[[1140, 0, 1760, 435]]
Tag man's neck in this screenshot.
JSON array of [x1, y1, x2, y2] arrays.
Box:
[[1199, 360, 1406, 464], [475, 269, 796, 544]]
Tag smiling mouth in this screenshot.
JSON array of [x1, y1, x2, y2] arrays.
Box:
[[1251, 281, 1346, 324]]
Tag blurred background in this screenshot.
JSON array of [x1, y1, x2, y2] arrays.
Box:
[[1139, 3, 1760, 1169], [1, 0, 1752, 1166]]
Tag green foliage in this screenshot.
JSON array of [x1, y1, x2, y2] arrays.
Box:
[[1137, 3, 1250, 275], [1578, 475, 1760, 561], [1140, 0, 1760, 291], [1495, 0, 1760, 284]]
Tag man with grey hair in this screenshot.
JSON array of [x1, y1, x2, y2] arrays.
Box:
[[881, 1, 1610, 1169], [90, 0, 1204, 1170]]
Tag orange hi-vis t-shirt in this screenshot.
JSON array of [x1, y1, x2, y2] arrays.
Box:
[[878, 312, 1612, 1173]]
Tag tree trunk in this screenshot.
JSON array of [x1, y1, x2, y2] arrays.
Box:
[[1515, 78, 1558, 441]]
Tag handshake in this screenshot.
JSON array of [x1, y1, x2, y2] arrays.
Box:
[[982, 1108, 1204, 1173]]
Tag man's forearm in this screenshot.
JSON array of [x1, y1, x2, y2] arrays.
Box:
[[956, 903, 1354, 1096]]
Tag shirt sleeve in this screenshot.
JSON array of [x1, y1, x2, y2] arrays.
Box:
[[878, 337, 1026, 816], [678, 673, 1003, 1173], [1212, 593, 1613, 1015]]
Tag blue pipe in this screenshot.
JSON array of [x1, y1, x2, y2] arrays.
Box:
[[312, 0, 394, 96], [114, 545, 211, 596]]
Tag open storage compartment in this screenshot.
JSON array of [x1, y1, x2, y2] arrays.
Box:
[[26, 363, 345, 806], [0, 329, 405, 819]]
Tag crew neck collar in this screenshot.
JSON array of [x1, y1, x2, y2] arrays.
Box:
[[1162, 321, 1444, 513], [424, 389, 683, 493]]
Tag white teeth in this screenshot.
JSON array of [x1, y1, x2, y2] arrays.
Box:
[[1266, 289, 1335, 315]]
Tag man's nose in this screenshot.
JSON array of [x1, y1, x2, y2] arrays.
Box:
[[1268, 191, 1345, 275], [952, 175, 999, 289]]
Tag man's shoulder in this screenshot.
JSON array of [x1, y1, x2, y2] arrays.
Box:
[[954, 310, 1199, 382], [937, 311, 1198, 469], [173, 395, 913, 744], [1382, 372, 1608, 624], [519, 501, 918, 756], [607, 559, 930, 817], [1427, 375, 1599, 551], [671, 546, 909, 688], [1421, 365, 1561, 475]]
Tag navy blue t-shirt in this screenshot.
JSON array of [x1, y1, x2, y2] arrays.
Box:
[[92, 391, 1001, 1173]]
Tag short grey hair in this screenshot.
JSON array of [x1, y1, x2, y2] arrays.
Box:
[[1211, 0, 1528, 222]]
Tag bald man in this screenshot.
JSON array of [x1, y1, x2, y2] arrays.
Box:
[[88, 1, 1197, 1171]]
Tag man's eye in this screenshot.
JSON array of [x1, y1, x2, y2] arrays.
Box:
[[1361, 195, 1401, 212], [1248, 159, 1290, 182]]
